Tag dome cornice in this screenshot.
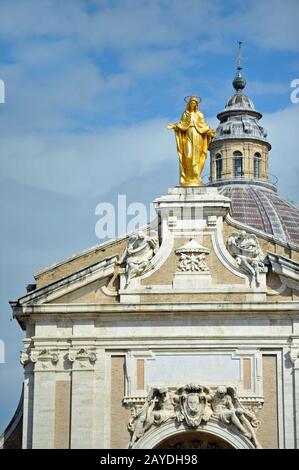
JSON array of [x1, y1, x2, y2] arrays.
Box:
[[217, 108, 262, 121], [210, 136, 271, 150]]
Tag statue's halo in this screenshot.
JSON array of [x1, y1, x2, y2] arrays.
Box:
[[184, 95, 202, 103]]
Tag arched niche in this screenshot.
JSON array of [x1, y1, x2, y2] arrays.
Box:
[[131, 418, 255, 449]]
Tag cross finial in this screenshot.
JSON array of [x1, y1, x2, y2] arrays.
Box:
[[237, 41, 243, 71], [232, 41, 246, 92]]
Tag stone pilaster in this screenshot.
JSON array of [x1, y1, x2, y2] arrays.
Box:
[[20, 351, 34, 449], [92, 349, 107, 448], [30, 349, 59, 449], [68, 348, 97, 449], [289, 343, 299, 449]]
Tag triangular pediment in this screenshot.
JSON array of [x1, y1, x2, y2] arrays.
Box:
[[176, 238, 210, 254], [14, 255, 117, 306]]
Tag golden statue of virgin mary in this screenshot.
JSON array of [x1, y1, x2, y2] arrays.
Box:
[[167, 96, 216, 186]]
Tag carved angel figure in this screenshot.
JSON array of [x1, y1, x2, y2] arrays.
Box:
[[227, 230, 266, 285], [152, 387, 178, 425], [213, 386, 261, 448], [128, 387, 177, 448], [118, 230, 159, 286], [127, 389, 157, 448]]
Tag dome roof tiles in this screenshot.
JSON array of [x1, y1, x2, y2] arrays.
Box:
[[219, 184, 299, 246], [226, 92, 254, 110]]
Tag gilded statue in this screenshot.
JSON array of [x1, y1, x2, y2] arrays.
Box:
[[167, 96, 216, 186]]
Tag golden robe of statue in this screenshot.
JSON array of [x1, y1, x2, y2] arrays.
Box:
[[167, 96, 216, 186]]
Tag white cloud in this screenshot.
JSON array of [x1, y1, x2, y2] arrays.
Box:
[[1, 57, 132, 133], [1, 105, 298, 201], [263, 105, 299, 199], [1, 0, 298, 56], [240, 0, 299, 52], [122, 49, 192, 77], [248, 80, 289, 96], [0, 118, 174, 197]]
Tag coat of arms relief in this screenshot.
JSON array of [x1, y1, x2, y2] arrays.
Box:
[[128, 384, 261, 449]]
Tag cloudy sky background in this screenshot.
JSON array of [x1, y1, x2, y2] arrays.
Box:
[[0, 0, 298, 430]]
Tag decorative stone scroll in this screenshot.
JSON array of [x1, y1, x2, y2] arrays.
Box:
[[21, 347, 98, 369], [118, 230, 159, 286], [67, 348, 97, 364], [20, 348, 59, 367], [127, 384, 261, 449], [227, 230, 267, 286], [20, 350, 30, 366], [289, 345, 299, 365]]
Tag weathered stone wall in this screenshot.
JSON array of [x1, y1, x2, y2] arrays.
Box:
[[54, 380, 71, 449], [110, 356, 131, 449], [256, 355, 278, 448]]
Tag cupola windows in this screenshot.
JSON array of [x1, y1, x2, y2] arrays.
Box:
[[254, 153, 261, 179], [233, 151, 243, 177], [215, 154, 222, 180]]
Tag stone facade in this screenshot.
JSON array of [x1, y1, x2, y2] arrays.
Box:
[[2, 64, 299, 449], [1, 183, 298, 450]]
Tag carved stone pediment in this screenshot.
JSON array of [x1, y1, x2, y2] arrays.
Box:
[[173, 238, 211, 288], [176, 238, 210, 273]]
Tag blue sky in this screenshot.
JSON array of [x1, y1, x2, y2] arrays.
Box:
[[0, 0, 299, 431]]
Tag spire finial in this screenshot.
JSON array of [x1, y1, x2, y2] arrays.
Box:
[[237, 41, 243, 71], [233, 41, 246, 92]]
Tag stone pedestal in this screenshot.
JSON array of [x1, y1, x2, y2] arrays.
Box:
[[153, 186, 231, 240], [173, 272, 212, 289]]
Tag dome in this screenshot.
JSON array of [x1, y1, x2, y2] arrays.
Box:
[[215, 112, 268, 141], [225, 92, 254, 111], [219, 184, 299, 245], [215, 84, 267, 143]]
